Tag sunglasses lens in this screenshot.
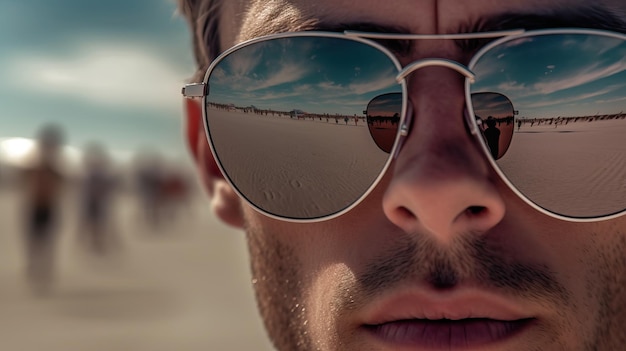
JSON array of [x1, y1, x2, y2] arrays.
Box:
[[205, 36, 402, 220], [366, 93, 403, 153], [471, 32, 626, 218], [471, 92, 515, 160]]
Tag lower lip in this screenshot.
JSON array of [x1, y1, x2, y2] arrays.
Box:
[[364, 318, 534, 349]]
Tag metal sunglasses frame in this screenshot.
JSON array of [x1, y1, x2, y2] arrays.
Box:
[[183, 28, 626, 223]]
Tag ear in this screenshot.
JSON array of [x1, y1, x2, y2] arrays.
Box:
[[185, 98, 244, 228]]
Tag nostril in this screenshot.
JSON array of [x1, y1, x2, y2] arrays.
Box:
[[466, 206, 487, 216], [398, 207, 417, 221]]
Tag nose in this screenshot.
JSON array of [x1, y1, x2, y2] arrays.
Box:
[[382, 67, 505, 242]]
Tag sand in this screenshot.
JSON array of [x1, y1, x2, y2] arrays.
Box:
[[0, 187, 273, 351], [498, 118, 626, 217], [207, 108, 625, 219], [207, 108, 390, 218]]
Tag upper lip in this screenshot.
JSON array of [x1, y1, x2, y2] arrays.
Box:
[[362, 286, 536, 325]]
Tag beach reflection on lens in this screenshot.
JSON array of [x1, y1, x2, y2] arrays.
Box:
[[471, 92, 515, 160], [205, 35, 402, 219], [366, 93, 402, 153], [471, 31, 626, 218]]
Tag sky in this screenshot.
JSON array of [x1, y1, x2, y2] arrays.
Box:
[[0, 0, 196, 163], [208, 36, 402, 116], [472, 32, 626, 119], [209, 31, 625, 121]]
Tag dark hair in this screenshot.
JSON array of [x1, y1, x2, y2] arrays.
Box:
[[177, 0, 224, 82]]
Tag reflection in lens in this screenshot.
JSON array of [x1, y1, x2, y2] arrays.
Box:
[[471, 31, 626, 218], [205, 35, 402, 219], [471, 92, 515, 159], [366, 93, 402, 153]]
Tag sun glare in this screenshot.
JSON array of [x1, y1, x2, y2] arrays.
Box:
[[0, 138, 83, 169], [0, 138, 35, 162]]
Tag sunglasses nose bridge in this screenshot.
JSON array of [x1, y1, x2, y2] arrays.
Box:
[[392, 59, 477, 158], [395, 58, 475, 83]]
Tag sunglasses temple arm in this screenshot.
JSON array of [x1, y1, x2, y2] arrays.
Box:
[[182, 83, 207, 98]]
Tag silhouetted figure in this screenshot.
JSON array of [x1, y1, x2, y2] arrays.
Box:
[[78, 143, 118, 255], [159, 164, 192, 224], [21, 125, 66, 295], [484, 116, 501, 159], [134, 151, 164, 227]]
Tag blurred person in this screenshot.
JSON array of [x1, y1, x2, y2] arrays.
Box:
[[78, 142, 119, 255], [159, 162, 193, 224], [20, 124, 66, 294], [133, 150, 165, 228], [178, 1, 626, 350]]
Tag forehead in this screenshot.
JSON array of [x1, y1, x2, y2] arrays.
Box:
[[222, 0, 623, 45]]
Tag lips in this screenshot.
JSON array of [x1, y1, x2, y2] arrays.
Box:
[[360, 289, 537, 349], [365, 318, 534, 348]]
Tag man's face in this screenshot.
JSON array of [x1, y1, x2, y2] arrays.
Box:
[[206, 0, 626, 349]]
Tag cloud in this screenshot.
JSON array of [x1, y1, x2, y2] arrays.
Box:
[[248, 62, 309, 91], [595, 95, 626, 104], [5, 41, 190, 113], [533, 60, 626, 95], [496, 81, 528, 92], [227, 49, 262, 78], [523, 85, 621, 109], [348, 69, 397, 95]]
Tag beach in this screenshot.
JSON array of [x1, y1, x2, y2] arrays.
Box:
[[207, 107, 389, 218], [208, 107, 625, 219], [498, 118, 626, 217], [0, 187, 273, 351]]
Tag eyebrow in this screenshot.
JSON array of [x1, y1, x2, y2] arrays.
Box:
[[457, 5, 626, 54], [236, 4, 626, 61], [470, 5, 626, 34], [306, 4, 626, 34], [272, 4, 626, 56]]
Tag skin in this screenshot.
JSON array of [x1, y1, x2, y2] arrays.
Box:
[[184, 0, 626, 349]]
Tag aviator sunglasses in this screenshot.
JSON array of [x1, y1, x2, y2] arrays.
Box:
[[183, 28, 626, 222]]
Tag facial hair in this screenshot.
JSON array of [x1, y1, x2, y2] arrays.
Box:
[[586, 228, 626, 350], [246, 227, 315, 351], [245, 221, 626, 351]]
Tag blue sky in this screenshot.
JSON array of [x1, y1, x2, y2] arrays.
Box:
[[208, 32, 625, 120], [471, 32, 626, 119], [0, 0, 195, 161], [208, 36, 402, 116]]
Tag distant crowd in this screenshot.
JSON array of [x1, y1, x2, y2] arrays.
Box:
[[1, 124, 196, 295]]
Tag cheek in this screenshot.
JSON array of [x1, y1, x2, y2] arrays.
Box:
[[569, 218, 626, 344], [537, 217, 625, 275], [510, 214, 602, 293], [242, 200, 399, 338], [533, 217, 626, 330]]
